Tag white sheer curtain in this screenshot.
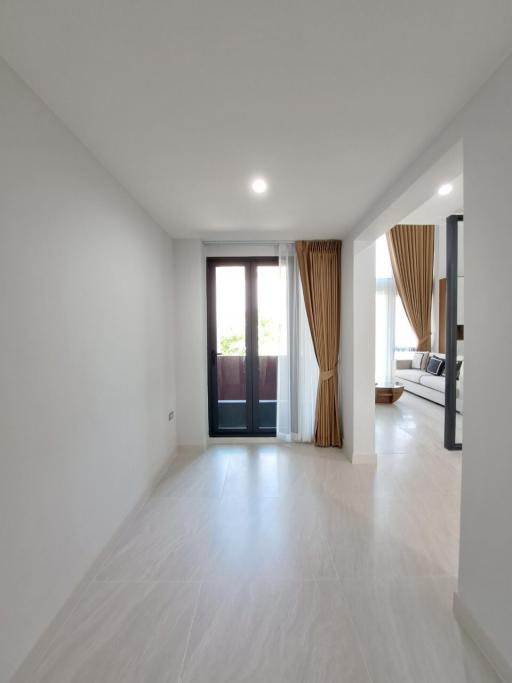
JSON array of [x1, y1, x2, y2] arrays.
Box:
[[375, 235, 397, 382], [276, 243, 318, 442], [375, 276, 396, 381]]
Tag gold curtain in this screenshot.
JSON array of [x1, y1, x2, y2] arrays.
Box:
[[386, 225, 435, 351], [296, 240, 342, 447]]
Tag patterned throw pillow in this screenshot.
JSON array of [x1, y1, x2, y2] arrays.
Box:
[[426, 356, 445, 376], [411, 352, 428, 370]]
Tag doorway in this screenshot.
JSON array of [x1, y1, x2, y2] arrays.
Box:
[[207, 257, 279, 436]]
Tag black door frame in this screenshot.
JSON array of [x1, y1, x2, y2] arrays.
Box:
[[206, 256, 278, 437], [444, 214, 463, 450]]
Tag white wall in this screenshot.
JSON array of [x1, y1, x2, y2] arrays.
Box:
[[458, 59, 512, 675], [341, 240, 376, 462], [173, 239, 208, 448], [344, 53, 512, 677], [436, 221, 464, 281], [204, 243, 277, 258], [0, 59, 176, 681]]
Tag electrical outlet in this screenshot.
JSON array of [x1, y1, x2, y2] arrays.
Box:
[[168, 411, 174, 421]]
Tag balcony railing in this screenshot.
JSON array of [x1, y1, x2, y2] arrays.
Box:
[[217, 355, 277, 430], [217, 355, 277, 400]]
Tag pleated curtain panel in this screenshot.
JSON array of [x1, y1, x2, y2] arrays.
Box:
[[296, 240, 342, 448], [386, 225, 435, 351], [276, 243, 319, 443]]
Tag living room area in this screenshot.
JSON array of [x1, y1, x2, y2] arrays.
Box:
[[374, 173, 464, 454]]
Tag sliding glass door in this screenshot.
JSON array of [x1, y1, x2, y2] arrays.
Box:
[[207, 257, 278, 436]]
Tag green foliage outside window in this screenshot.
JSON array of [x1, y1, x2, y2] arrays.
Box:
[[219, 334, 245, 355], [219, 317, 279, 356]]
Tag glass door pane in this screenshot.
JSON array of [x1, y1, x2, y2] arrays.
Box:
[[215, 266, 247, 430], [255, 265, 279, 430]]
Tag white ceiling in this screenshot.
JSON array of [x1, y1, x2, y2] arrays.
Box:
[[1, 1, 511, 239], [400, 174, 463, 227]]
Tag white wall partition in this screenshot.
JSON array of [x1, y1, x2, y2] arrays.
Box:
[[457, 61, 512, 679], [341, 240, 376, 462], [0, 59, 177, 681], [342, 54, 512, 679]]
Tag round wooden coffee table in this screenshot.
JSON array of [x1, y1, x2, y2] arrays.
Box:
[[375, 380, 404, 404]]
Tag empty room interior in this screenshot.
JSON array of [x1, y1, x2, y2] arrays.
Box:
[[1, 2, 512, 682]]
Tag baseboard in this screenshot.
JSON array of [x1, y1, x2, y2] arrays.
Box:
[[177, 444, 207, 455], [453, 592, 512, 683], [207, 436, 278, 444], [344, 449, 377, 464]]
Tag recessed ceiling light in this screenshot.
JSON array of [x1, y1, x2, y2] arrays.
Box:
[[438, 183, 453, 196], [250, 177, 268, 195]]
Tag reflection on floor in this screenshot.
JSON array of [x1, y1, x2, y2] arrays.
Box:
[[376, 390, 463, 455], [14, 394, 497, 682]]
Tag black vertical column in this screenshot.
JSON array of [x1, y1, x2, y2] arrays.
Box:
[[444, 214, 463, 450], [247, 261, 257, 433]]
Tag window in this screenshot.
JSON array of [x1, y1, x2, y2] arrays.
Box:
[[207, 257, 279, 436], [376, 232, 393, 280], [375, 235, 417, 380], [394, 296, 417, 360]]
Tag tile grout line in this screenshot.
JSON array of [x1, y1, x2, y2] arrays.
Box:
[[218, 452, 232, 500], [177, 579, 204, 683], [337, 579, 376, 683], [323, 523, 341, 583], [321, 500, 374, 683]]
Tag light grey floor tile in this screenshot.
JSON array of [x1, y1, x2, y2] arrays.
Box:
[[13, 393, 485, 682], [222, 445, 328, 498], [13, 581, 200, 683], [181, 579, 371, 683], [94, 497, 213, 581], [153, 449, 231, 498], [341, 576, 500, 683], [375, 391, 462, 456], [97, 494, 337, 582], [154, 496, 338, 580]]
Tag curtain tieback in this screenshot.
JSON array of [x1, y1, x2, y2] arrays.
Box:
[[319, 366, 337, 382]]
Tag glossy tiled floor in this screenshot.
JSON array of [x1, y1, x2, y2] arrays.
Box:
[[13, 394, 499, 682]]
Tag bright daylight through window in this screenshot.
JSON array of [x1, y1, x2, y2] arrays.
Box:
[[375, 235, 417, 381], [216, 266, 281, 357]]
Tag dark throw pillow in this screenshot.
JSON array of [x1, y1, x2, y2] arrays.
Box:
[[442, 360, 463, 380], [426, 356, 445, 376]]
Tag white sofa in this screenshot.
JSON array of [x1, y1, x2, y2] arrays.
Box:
[[395, 353, 463, 413]]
